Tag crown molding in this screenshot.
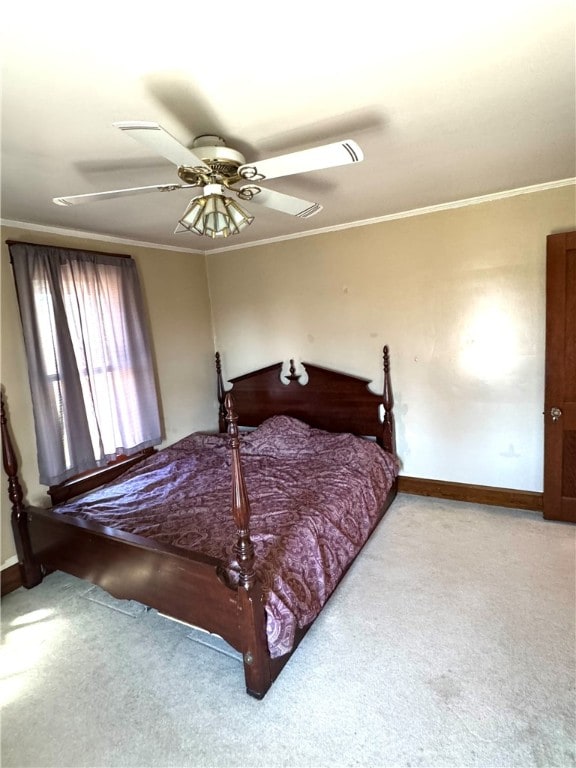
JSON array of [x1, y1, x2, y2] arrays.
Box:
[[0, 220, 204, 255], [3, 178, 574, 256], [207, 177, 576, 254]]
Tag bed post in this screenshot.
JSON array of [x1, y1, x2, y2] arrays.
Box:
[[382, 346, 396, 455], [215, 352, 226, 433], [0, 391, 43, 588], [225, 392, 255, 588], [225, 392, 271, 698]]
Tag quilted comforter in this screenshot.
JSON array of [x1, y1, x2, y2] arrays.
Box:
[[57, 415, 399, 657]]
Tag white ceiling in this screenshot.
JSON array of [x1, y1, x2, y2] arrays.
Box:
[[1, 1, 575, 254]]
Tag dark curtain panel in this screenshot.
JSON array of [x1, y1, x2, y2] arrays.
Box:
[[10, 242, 162, 486]]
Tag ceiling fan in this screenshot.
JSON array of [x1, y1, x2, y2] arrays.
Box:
[[53, 122, 364, 239]]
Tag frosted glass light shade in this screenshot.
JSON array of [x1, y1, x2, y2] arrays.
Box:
[[177, 193, 254, 238]]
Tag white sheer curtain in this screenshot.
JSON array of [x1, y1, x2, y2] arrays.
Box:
[[9, 242, 162, 486]]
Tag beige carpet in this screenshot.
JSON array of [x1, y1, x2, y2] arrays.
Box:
[[1, 494, 575, 768]]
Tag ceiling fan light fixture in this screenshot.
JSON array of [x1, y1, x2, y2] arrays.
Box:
[[176, 183, 254, 238]]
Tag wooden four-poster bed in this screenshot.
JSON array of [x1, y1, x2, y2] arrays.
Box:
[[1, 348, 399, 698]]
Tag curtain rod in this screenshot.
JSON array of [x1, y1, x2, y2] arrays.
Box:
[[5, 240, 132, 260]]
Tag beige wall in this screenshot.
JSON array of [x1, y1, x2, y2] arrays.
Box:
[[207, 185, 576, 493], [2, 185, 574, 566], [1, 226, 216, 566]]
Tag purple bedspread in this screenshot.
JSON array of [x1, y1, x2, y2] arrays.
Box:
[[57, 415, 399, 657]]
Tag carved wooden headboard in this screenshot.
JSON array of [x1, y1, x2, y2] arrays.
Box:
[[216, 347, 395, 454]]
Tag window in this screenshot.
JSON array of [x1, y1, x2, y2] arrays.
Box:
[[9, 242, 161, 486]]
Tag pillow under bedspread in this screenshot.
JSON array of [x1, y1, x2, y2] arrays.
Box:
[[56, 415, 399, 657]]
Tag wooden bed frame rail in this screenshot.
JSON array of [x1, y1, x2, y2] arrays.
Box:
[[1, 347, 397, 699]]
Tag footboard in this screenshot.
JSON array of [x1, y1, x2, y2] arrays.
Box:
[[27, 504, 273, 696], [29, 508, 244, 637], [1, 389, 275, 699]]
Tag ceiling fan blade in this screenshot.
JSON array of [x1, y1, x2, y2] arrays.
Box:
[[113, 121, 210, 169], [239, 186, 322, 218], [53, 183, 190, 206], [239, 139, 363, 182]]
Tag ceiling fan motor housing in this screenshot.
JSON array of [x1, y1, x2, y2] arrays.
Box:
[[177, 134, 246, 184]]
